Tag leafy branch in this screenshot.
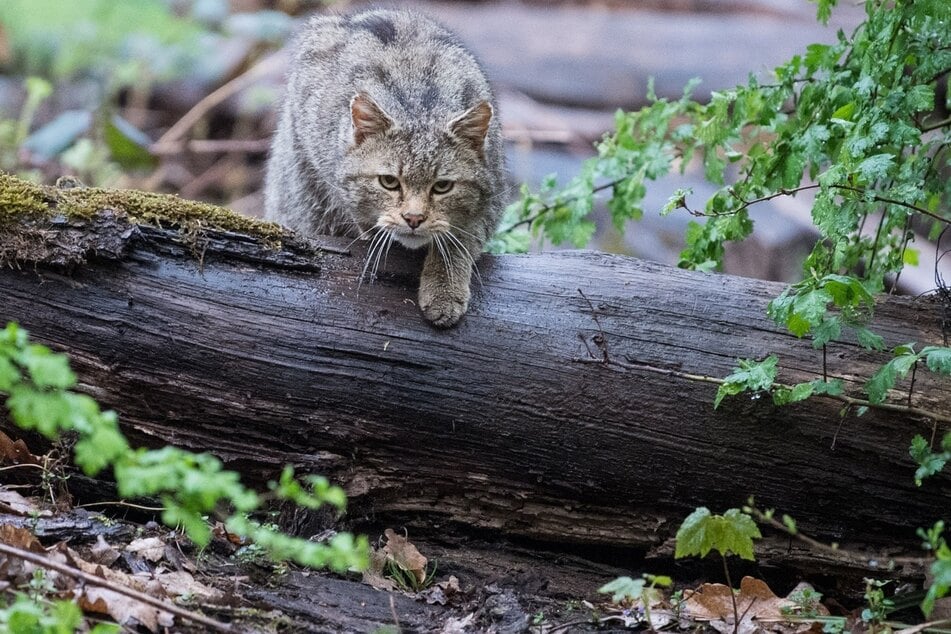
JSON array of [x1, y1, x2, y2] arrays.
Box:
[[0, 321, 370, 572]]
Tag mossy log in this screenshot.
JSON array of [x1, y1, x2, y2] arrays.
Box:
[[2, 174, 950, 579]]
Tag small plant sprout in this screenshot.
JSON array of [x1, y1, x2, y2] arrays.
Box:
[[599, 573, 673, 626], [675, 507, 761, 634], [861, 579, 894, 630]]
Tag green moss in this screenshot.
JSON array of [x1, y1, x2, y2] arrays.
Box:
[[0, 171, 287, 244], [0, 172, 50, 217]]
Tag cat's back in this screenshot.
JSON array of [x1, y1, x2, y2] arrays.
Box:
[[290, 9, 493, 123]]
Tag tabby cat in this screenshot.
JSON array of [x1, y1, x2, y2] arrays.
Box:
[[265, 9, 506, 327]]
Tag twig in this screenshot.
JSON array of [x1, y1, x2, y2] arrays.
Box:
[[574, 357, 951, 425], [908, 361, 918, 408], [0, 542, 232, 632], [501, 181, 950, 237], [722, 554, 739, 634], [150, 138, 272, 156], [77, 500, 164, 512], [500, 179, 625, 234], [920, 116, 951, 134], [389, 594, 401, 632], [746, 505, 930, 569], [151, 53, 284, 153], [0, 463, 46, 472]]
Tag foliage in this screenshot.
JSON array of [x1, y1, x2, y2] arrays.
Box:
[[0, 321, 370, 572], [713, 355, 844, 409], [0, 0, 207, 85], [599, 573, 672, 628], [861, 579, 894, 626], [675, 507, 761, 561], [500, 0, 950, 421], [0, 594, 118, 634], [599, 573, 672, 604], [783, 586, 825, 619]]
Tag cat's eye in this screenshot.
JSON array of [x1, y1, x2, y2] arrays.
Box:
[[378, 175, 401, 191], [432, 180, 454, 195]]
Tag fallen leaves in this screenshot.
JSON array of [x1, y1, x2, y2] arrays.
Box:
[[0, 497, 226, 632], [364, 528, 436, 593], [597, 574, 832, 634]]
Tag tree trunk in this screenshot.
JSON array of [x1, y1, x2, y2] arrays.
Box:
[[2, 180, 950, 576]]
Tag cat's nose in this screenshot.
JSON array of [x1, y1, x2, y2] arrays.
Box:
[[401, 212, 426, 229]]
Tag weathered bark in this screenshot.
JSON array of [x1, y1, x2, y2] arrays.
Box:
[[2, 183, 950, 577]]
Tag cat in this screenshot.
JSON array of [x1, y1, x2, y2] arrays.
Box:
[[264, 8, 506, 327]]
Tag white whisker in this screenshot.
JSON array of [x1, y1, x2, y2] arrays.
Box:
[[433, 234, 454, 286], [443, 229, 483, 289], [358, 229, 387, 289], [371, 231, 392, 280]]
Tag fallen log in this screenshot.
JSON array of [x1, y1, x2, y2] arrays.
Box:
[[1, 175, 950, 576]]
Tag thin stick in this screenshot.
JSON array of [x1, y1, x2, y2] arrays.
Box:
[[152, 54, 284, 152], [151, 139, 272, 156], [722, 554, 739, 634], [77, 500, 164, 512], [389, 594, 401, 632], [573, 357, 951, 425], [0, 542, 233, 632]]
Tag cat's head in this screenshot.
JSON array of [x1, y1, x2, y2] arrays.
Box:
[[341, 92, 494, 249]]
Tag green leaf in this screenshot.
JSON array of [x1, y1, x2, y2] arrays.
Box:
[[856, 153, 895, 182], [20, 344, 75, 389], [921, 347, 951, 375], [104, 114, 157, 170], [714, 356, 778, 408], [855, 328, 885, 351], [865, 348, 918, 404], [675, 507, 761, 560], [811, 379, 844, 396], [924, 557, 951, 616], [0, 356, 21, 392], [599, 576, 647, 604], [772, 382, 814, 406], [910, 434, 947, 485]]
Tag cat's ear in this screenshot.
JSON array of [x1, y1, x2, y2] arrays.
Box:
[[350, 93, 393, 145], [449, 101, 493, 158]]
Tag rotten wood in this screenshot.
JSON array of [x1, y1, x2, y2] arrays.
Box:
[[2, 196, 951, 578]]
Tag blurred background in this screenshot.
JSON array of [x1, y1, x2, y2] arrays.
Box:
[[3, 0, 900, 287]]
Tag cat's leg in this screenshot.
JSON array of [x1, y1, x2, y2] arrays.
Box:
[[418, 235, 479, 328]]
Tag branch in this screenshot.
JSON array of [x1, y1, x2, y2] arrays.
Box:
[[151, 53, 284, 153], [501, 179, 950, 239], [0, 542, 233, 632], [499, 178, 626, 234], [574, 357, 951, 425]]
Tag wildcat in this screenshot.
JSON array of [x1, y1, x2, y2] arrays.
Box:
[[264, 9, 506, 327]]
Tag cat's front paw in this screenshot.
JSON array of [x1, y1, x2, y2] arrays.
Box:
[[418, 283, 470, 328]]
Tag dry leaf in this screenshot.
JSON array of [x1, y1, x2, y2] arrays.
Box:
[[0, 488, 49, 517], [684, 576, 800, 634], [441, 613, 476, 633], [0, 431, 39, 465], [382, 528, 427, 584], [0, 523, 45, 552], [132, 570, 222, 601], [79, 585, 173, 633], [89, 535, 121, 567], [362, 548, 397, 591], [69, 547, 221, 601], [420, 575, 462, 605], [126, 537, 166, 563]]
